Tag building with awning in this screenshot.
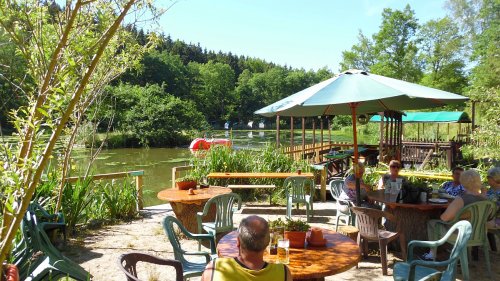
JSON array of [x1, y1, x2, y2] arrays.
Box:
[[370, 111, 471, 169], [370, 111, 470, 123]]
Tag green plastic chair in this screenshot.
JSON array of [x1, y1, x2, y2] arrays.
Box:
[[162, 215, 216, 280], [393, 220, 472, 281], [285, 176, 315, 222], [13, 210, 91, 281], [196, 192, 242, 250], [28, 201, 67, 244], [329, 179, 354, 231], [429, 200, 496, 280]]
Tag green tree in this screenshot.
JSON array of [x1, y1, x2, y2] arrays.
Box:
[[446, 0, 500, 158], [0, 0, 160, 264], [0, 30, 30, 133], [418, 17, 468, 95], [371, 5, 423, 82], [339, 31, 375, 71], [190, 61, 236, 123], [123, 84, 208, 146], [339, 5, 423, 82]]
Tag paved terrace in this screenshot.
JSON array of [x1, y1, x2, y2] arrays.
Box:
[[64, 201, 499, 281]]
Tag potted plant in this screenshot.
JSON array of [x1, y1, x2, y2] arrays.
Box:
[[270, 218, 310, 248], [268, 218, 286, 254], [175, 175, 197, 190]]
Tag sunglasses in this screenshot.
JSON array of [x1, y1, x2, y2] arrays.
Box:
[[390, 166, 399, 169]]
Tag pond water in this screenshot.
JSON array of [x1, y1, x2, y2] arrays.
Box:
[[72, 130, 358, 206]]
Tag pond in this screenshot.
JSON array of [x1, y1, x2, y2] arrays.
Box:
[[72, 129, 361, 206]]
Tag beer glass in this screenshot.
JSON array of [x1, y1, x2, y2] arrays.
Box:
[[277, 238, 290, 264]]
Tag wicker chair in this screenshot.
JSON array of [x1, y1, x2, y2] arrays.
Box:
[[351, 206, 407, 275], [118, 252, 183, 281]]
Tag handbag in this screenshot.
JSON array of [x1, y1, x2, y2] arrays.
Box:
[[400, 184, 421, 204]]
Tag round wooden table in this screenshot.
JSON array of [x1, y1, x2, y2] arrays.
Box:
[[367, 190, 450, 242], [217, 229, 361, 281], [157, 186, 232, 233]]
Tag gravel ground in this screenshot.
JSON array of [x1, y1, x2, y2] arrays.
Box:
[[63, 201, 499, 281]]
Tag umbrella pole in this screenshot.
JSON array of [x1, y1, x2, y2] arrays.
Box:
[[350, 103, 361, 206]]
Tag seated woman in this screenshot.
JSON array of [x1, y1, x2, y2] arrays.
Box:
[[483, 167, 500, 229], [423, 169, 486, 260], [377, 160, 407, 190], [340, 162, 379, 208], [440, 166, 465, 196]]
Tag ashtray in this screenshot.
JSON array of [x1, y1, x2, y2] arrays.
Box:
[[306, 237, 327, 247], [200, 184, 209, 189]]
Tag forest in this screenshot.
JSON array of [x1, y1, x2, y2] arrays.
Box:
[[0, 1, 498, 154]]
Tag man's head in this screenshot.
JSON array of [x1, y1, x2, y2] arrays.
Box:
[[237, 215, 270, 252], [451, 166, 464, 183], [487, 167, 500, 187]]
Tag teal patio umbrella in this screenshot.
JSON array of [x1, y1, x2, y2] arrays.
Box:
[[255, 70, 469, 205]]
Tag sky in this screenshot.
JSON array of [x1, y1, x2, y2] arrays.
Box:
[[157, 0, 449, 72]]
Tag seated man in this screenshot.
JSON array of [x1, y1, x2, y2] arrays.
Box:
[[441, 166, 465, 197], [202, 215, 293, 281]]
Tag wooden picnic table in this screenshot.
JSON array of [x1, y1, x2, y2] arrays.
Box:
[[157, 186, 232, 233], [217, 229, 360, 281], [367, 190, 450, 243]]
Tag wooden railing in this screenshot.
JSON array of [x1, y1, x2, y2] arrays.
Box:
[[400, 141, 461, 169], [65, 170, 145, 209], [283, 142, 355, 162]]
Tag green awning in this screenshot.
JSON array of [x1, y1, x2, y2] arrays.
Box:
[[369, 111, 471, 123]]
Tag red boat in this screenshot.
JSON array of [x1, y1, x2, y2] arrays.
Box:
[[189, 138, 232, 151]]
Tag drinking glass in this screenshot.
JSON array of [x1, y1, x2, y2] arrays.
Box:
[[390, 182, 401, 201], [384, 181, 391, 194], [269, 227, 284, 255], [277, 238, 290, 264]]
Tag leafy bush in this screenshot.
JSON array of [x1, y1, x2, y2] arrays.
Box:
[[98, 178, 137, 221], [62, 178, 94, 233]]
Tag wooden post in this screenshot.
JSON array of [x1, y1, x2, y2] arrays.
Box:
[[320, 117, 324, 149], [135, 175, 143, 210], [321, 166, 326, 201], [471, 101, 476, 129], [379, 113, 385, 164], [130, 170, 145, 210], [276, 115, 280, 147], [172, 167, 177, 189], [328, 117, 332, 145], [312, 117, 316, 149], [302, 117, 306, 157], [290, 117, 294, 158]]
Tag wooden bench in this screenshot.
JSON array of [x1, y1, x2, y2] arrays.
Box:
[[207, 172, 319, 204]]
